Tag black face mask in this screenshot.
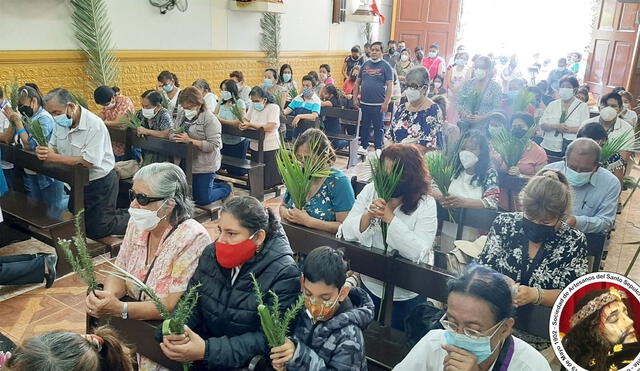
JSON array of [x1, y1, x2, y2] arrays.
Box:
[[522, 218, 556, 243], [389, 48, 396, 54], [512, 128, 527, 139], [18, 105, 34, 118], [350, 75, 357, 81], [416, 52, 424, 60]]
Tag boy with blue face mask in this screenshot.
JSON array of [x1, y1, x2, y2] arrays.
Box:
[[282, 75, 321, 140], [269, 246, 374, 371], [395, 264, 550, 371]]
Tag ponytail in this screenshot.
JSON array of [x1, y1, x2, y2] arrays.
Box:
[[93, 326, 135, 371]]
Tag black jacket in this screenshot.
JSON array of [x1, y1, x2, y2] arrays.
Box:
[[184, 229, 300, 370]]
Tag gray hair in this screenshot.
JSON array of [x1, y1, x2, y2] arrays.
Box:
[[43, 88, 77, 106], [191, 79, 211, 93], [566, 138, 601, 166], [7, 331, 99, 370], [133, 163, 194, 225], [405, 66, 431, 87]]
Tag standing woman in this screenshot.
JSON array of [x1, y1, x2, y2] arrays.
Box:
[[216, 79, 249, 176], [159, 196, 300, 370], [395, 48, 414, 91], [277, 63, 298, 106], [241, 86, 282, 189], [263, 68, 287, 111], [539, 76, 589, 158], [136, 90, 174, 166], [156, 71, 181, 120], [319, 64, 335, 86], [422, 43, 446, 82], [457, 56, 503, 134], [230, 70, 252, 106], [192, 79, 218, 114], [444, 51, 470, 124], [389, 66, 444, 151], [342, 45, 363, 81], [341, 144, 437, 330], [172, 87, 230, 206]]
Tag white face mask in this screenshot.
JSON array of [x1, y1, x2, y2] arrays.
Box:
[[142, 108, 156, 119], [405, 88, 423, 102], [434, 82, 442, 89], [319, 72, 328, 80], [459, 150, 479, 169], [371, 57, 381, 63], [623, 102, 630, 110], [222, 90, 232, 101], [559, 88, 574, 101], [474, 69, 487, 80], [105, 101, 116, 109], [401, 54, 409, 62], [428, 51, 437, 58], [184, 109, 198, 120], [128, 200, 168, 231]]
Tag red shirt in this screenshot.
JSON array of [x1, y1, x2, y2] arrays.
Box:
[[422, 57, 443, 81]]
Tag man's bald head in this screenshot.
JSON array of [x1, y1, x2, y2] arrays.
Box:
[[566, 138, 601, 173]]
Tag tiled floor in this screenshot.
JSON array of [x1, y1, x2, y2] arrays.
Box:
[[2, 160, 640, 347]]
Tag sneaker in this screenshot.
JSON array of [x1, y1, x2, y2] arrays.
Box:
[[44, 254, 58, 288], [357, 146, 368, 156]]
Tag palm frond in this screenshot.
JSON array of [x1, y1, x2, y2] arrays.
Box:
[[490, 125, 536, 167], [119, 110, 143, 129], [230, 98, 245, 121], [459, 89, 482, 115], [22, 117, 48, 147], [601, 129, 640, 163], [71, 91, 89, 109], [276, 136, 333, 209], [58, 210, 100, 292], [287, 86, 298, 100], [370, 156, 403, 255], [259, 12, 281, 67], [513, 91, 535, 113], [70, 0, 119, 88], [3, 78, 20, 111]]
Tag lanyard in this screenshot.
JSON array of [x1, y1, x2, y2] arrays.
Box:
[[492, 336, 515, 371]]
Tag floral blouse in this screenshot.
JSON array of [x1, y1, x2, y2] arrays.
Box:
[[478, 212, 589, 289], [390, 102, 443, 149], [283, 168, 355, 222], [102, 95, 135, 157], [457, 79, 502, 130], [449, 168, 501, 210]]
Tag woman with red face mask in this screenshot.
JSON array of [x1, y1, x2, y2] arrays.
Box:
[[159, 196, 300, 370]]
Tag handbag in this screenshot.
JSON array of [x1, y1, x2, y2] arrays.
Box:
[[114, 160, 140, 180]]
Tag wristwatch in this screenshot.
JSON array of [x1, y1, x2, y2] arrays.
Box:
[[121, 302, 128, 319]]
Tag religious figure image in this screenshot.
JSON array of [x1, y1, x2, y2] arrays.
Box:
[[562, 287, 640, 371]]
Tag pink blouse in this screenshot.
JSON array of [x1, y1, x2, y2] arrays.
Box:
[[102, 95, 134, 157], [498, 142, 548, 211]]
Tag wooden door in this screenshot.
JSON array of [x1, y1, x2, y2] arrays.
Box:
[[392, 0, 462, 62], [585, 0, 640, 100]]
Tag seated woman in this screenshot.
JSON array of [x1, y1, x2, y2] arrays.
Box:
[[395, 264, 551, 370], [263, 68, 287, 110], [431, 95, 460, 153], [277, 63, 298, 106], [1, 85, 65, 210], [319, 64, 335, 86], [342, 65, 360, 105], [5, 326, 135, 370], [341, 144, 437, 330], [395, 49, 414, 90], [85, 163, 211, 370], [159, 196, 300, 370], [192, 79, 219, 113], [280, 129, 355, 234], [94, 85, 135, 128], [136, 90, 174, 166], [173, 87, 231, 206], [619, 90, 638, 127], [319, 84, 347, 149], [497, 113, 548, 211], [283, 75, 321, 140], [428, 73, 447, 98], [241, 86, 282, 190], [389, 66, 444, 152], [156, 70, 182, 120], [216, 79, 249, 176]]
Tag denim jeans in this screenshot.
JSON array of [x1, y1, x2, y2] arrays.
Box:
[[359, 104, 384, 149], [192, 173, 231, 206], [25, 175, 67, 211], [0, 254, 45, 285]]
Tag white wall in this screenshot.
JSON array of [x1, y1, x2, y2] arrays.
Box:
[[0, 0, 379, 51]]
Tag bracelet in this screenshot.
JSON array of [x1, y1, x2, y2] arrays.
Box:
[[534, 287, 543, 305], [16, 128, 27, 136]]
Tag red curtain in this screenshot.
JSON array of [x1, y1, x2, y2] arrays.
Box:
[[559, 282, 640, 336]]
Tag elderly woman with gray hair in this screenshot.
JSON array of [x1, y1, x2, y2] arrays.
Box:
[[389, 66, 444, 151], [85, 162, 211, 371]]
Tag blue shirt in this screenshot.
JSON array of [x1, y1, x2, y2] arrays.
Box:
[[358, 60, 393, 105], [288, 94, 321, 115], [283, 168, 355, 222], [544, 162, 620, 234], [27, 108, 56, 189]]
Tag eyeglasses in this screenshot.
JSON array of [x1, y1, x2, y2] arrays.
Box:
[[439, 313, 504, 340], [128, 189, 166, 206]]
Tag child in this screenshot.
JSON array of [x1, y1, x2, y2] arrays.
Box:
[[270, 246, 374, 371]]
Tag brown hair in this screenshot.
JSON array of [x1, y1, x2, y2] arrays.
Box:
[[380, 144, 430, 214], [293, 128, 336, 166], [178, 86, 205, 113], [6, 326, 134, 371], [520, 169, 572, 221], [229, 70, 245, 82], [619, 90, 637, 109]]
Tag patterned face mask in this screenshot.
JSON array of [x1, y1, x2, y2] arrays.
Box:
[[305, 290, 342, 323]]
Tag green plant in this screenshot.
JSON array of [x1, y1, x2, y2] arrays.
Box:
[[173, 126, 185, 134], [259, 12, 281, 67], [287, 86, 298, 100], [460, 89, 482, 115], [161, 93, 169, 109], [71, 91, 89, 109], [370, 156, 403, 255], [250, 273, 304, 348], [490, 125, 536, 167], [58, 210, 100, 293], [601, 129, 639, 163], [22, 117, 48, 147], [230, 98, 245, 122], [120, 110, 143, 129], [70, 0, 119, 88], [3, 78, 20, 110], [276, 137, 333, 209], [513, 91, 536, 113], [102, 261, 202, 371]]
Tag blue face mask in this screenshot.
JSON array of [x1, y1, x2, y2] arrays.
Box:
[[444, 322, 503, 364], [163, 84, 173, 93], [282, 73, 292, 83], [54, 113, 73, 128], [507, 91, 519, 102], [253, 102, 265, 112], [565, 164, 593, 187], [263, 79, 273, 89], [302, 87, 313, 97]]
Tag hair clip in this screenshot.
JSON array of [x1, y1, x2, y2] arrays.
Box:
[[81, 334, 104, 352]]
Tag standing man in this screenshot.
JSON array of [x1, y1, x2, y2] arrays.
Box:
[[383, 40, 399, 68], [353, 41, 393, 157], [38, 88, 129, 239]]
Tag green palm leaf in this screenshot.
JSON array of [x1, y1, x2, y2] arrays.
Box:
[[601, 129, 640, 164], [71, 91, 89, 109], [490, 126, 536, 168], [259, 12, 281, 67], [70, 0, 119, 88], [3, 78, 20, 111], [22, 116, 48, 147], [119, 110, 143, 129], [513, 91, 535, 113]]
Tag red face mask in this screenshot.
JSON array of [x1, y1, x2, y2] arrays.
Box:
[[215, 232, 258, 269]]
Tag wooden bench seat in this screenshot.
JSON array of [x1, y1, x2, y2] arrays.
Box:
[[320, 107, 361, 168]]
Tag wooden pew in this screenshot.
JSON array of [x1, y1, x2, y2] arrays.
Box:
[[0, 143, 98, 276], [282, 220, 552, 369], [320, 107, 361, 168], [282, 115, 321, 140], [218, 123, 268, 200]]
